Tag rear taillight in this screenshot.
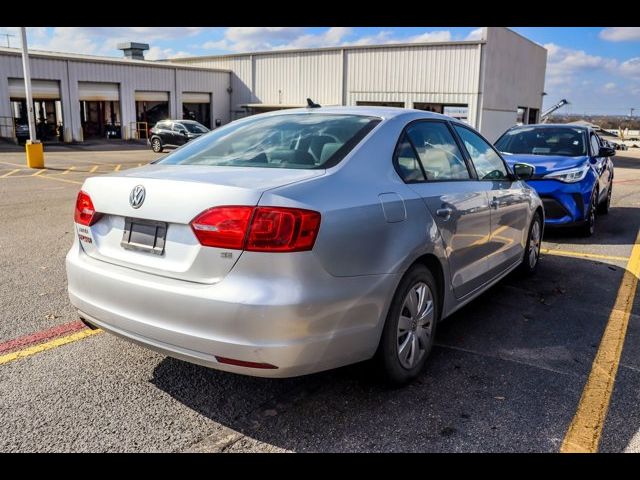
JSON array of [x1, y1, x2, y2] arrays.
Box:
[[191, 206, 253, 249], [190, 206, 321, 252], [246, 207, 321, 252], [74, 190, 101, 226]]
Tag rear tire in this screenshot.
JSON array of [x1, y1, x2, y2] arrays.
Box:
[[151, 137, 163, 153], [581, 188, 598, 237], [519, 212, 542, 275], [375, 264, 439, 385]]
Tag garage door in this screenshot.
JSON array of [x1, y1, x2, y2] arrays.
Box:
[[8, 79, 60, 99], [135, 91, 169, 102], [182, 92, 210, 103], [78, 82, 119, 101]]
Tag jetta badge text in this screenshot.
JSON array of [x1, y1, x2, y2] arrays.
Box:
[[129, 185, 146, 209]]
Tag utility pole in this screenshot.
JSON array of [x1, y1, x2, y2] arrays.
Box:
[[1, 33, 15, 47], [631, 108, 635, 118], [20, 27, 44, 168]]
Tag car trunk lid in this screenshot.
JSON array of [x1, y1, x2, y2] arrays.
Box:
[[77, 165, 324, 284]]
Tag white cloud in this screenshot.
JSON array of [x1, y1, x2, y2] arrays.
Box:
[[145, 46, 192, 61], [600, 27, 640, 42], [24, 27, 204, 57], [202, 27, 453, 53], [603, 82, 617, 91], [620, 57, 640, 76], [275, 27, 353, 50], [465, 28, 485, 41], [202, 27, 305, 52], [544, 43, 617, 88]]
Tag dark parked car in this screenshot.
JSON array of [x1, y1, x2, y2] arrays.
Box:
[[149, 120, 210, 153], [15, 123, 29, 144]]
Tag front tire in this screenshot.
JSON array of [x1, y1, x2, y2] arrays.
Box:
[[581, 188, 598, 237], [598, 184, 612, 214], [151, 137, 163, 153], [519, 212, 542, 275], [376, 264, 439, 385]]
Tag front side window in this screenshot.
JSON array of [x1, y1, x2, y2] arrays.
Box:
[[157, 113, 380, 169], [454, 125, 509, 180], [495, 126, 587, 157], [405, 122, 470, 180]]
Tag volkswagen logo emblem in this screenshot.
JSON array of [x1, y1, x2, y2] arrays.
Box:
[[129, 185, 146, 209]]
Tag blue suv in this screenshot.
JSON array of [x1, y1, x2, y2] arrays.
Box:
[[495, 124, 615, 236]]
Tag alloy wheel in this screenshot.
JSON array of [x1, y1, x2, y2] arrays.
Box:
[[397, 282, 434, 369], [529, 219, 541, 269]]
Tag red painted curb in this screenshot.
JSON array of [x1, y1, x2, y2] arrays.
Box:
[[0, 320, 86, 354]]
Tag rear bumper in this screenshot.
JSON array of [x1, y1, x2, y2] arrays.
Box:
[[527, 177, 594, 226], [66, 240, 397, 378]]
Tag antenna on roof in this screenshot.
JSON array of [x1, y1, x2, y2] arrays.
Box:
[[306, 98, 321, 108]]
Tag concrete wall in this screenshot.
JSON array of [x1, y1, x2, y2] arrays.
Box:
[[0, 49, 230, 142], [479, 27, 547, 141]]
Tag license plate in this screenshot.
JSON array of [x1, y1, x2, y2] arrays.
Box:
[[121, 217, 167, 255]]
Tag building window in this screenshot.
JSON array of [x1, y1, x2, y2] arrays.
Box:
[[528, 108, 539, 124], [356, 101, 405, 108], [413, 103, 469, 124], [517, 107, 527, 124]]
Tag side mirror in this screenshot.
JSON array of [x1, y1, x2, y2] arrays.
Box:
[[513, 163, 535, 180], [598, 146, 615, 157]]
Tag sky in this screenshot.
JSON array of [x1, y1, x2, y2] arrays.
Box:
[[0, 26, 639, 116]]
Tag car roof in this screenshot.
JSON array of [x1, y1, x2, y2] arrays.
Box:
[[248, 105, 463, 124], [509, 123, 590, 131]]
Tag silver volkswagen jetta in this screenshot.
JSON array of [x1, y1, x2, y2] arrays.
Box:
[[66, 107, 543, 384]]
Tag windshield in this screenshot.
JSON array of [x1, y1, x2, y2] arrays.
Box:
[[495, 127, 588, 157], [156, 113, 381, 169], [183, 122, 209, 134]]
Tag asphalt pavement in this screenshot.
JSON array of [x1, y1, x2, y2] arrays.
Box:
[[0, 145, 639, 452]]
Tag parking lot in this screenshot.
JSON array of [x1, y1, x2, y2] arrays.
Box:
[[0, 145, 639, 453]]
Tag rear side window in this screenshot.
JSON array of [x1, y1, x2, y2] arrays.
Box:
[[405, 122, 470, 180], [394, 121, 470, 182], [394, 133, 426, 182], [454, 125, 509, 181], [156, 121, 170, 130], [157, 114, 381, 169]]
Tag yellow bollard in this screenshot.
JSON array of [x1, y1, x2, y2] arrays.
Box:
[[25, 140, 44, 169]]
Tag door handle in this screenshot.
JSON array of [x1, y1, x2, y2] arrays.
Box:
[[436, 207, 453, 219]]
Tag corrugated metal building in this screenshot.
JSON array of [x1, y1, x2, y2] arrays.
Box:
[[171, 27, 547, 141], [0, 27, 545, 144], [0, 47, 231, 143]]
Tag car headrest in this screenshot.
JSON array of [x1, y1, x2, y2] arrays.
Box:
[[320, 143, 341, 163]]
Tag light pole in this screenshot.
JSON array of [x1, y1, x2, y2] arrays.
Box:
[[19, 27, 44, 168]]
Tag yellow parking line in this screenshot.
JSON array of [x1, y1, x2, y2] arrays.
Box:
[[542, 248, 629, 263], [0, 169, 21, 178], [62, 166, 76, 175], [31, 169, 47, 176], [90, 165, 99, 173], [114, 164, 121, 172], [560, 229, 640, 453], [34, 175, 82, 185], [0, 329, 102, 366], [0, 161, 23, 168]]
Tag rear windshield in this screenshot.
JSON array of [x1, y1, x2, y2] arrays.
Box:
[[495, 127, 588, 157], [156, 113, 381, 169]]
